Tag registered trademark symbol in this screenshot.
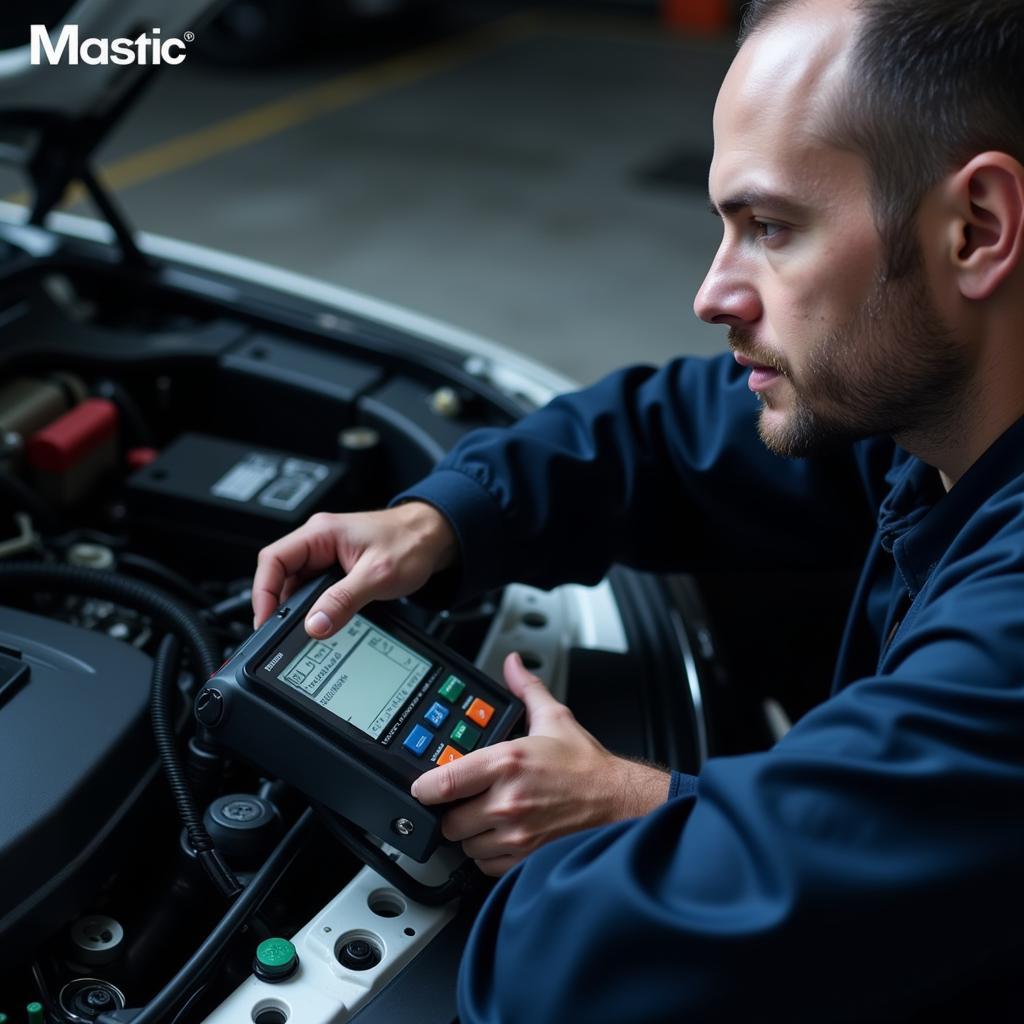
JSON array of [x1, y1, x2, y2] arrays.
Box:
[[184, 31, 195, 42]]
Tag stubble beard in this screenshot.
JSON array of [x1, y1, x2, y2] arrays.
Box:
[[731, 268, 972, 459]]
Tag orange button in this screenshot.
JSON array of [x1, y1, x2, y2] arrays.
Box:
[[436, 745, 463, 765], [466, 698, 494, 727]]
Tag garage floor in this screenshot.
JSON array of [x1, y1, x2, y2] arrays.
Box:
[[3, 4, 736, 384]]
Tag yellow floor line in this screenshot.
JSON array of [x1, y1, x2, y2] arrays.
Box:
[[6, 10, 544, 209]]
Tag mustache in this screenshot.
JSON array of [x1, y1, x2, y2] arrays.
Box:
[[728, 329, 789, 377]]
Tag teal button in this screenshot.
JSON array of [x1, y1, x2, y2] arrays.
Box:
[[450, 719, 482, 750], [438, 674, 465, 702]]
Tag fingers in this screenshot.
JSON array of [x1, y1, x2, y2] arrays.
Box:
[[503, 651, 573, 735], [252, 545, 304, 628], [473, 855, 520, 878], [410, 745, 511, 805], [450, 817, 536, 874], [252, 517, 334, 627], [302, 557, 392, 638]]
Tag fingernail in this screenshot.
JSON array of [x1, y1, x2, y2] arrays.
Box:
[[307, 611, 331, 636]]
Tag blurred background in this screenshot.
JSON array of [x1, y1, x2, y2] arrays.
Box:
[[0, 1, 740, 383]]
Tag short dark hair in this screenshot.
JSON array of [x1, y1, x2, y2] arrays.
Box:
[[738, 1, 1024, 277]]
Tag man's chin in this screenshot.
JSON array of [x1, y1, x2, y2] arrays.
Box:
[[756, 404, 849, 459]]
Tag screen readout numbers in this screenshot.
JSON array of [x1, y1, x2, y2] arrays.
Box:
[[277, 615, 431, 739]]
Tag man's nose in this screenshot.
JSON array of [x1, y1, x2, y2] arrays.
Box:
[[693, 250, 762, 326]]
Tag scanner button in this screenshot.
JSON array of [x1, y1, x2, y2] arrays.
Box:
[[450, 720, 481, 751], [466, 698, 495, 728], [439, 675, 465, 702], [424, 701, 449, 728], [403, 724, 434, 757], [437, 745, 463, 765]]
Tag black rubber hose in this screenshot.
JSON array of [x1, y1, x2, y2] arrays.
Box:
[[151, 635, 237, 892], [0, 561, 220, 678], [97, 808, 316, 1024], [118, 552, 214, 609], [94, 377, 157, 449]]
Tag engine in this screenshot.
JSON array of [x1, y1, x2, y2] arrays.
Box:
[[0, 263, 709, 1024]]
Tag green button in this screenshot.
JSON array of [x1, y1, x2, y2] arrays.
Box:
[[450, 719, 482, 750], [438, 674, 465, 702], [256, 937, 297, 977], [27, 1006, 44, 1024]]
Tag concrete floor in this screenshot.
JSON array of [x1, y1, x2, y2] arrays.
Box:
[[2, 5, 736, 384]]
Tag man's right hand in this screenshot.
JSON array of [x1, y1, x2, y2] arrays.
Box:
[[251, 502, 458, 639]]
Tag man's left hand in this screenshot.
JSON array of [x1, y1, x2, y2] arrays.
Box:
[[410, 651, 670, 876]]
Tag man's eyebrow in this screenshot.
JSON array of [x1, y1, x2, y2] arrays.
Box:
[[708, 191, 808, 219]]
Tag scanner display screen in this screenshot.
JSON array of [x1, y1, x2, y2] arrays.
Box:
[[275, 615, 432, 739]]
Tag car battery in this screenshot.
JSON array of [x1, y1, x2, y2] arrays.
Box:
[[125, 433, 347, 547]]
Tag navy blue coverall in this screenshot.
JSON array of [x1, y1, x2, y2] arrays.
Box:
[[394, 354, 1024, 1020]]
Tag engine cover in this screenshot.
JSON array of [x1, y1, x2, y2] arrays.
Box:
[[0, 605, 153, 954]]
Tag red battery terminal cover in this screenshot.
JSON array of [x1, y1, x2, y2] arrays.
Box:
[[125, 447, 159, 471], [27, 399, 120, 473]]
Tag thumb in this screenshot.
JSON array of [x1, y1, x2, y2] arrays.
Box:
[[503, 651, 567, 735]]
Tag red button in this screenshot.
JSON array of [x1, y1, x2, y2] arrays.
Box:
[[436, 745, 463, 765], [466, 698, 494, 728]]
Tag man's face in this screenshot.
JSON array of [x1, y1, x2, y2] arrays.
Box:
[[694, 3, 970, 457]]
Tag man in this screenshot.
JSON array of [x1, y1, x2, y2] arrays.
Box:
[[253, 0, 1024, 1016]]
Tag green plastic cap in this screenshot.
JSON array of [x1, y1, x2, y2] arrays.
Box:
[[26, 1005, 44, 1024], [255, 937, 297, 978]]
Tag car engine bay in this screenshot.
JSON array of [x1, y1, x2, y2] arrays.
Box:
[[0, 233, 711, 1023]]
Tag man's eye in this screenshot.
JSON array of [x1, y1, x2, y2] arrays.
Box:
[[753, 220, 785, 242]]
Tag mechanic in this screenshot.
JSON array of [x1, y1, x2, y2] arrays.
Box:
[[253, 0, 1024, 1017]]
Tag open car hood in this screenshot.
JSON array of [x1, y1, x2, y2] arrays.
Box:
[[0, 0, 221, 248], [0, 0, 219, 120]]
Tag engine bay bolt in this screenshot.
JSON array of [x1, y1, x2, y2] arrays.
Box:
[[338, 426, 380, 452], [67, 543, 116, 571], [0, 430, 22, 459], [85, 989, 113, 1009], [428, 386, 462, 419]]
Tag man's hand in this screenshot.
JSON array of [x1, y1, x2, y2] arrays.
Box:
[[411, 651, 670, 877], [251, 502, 457, 637]]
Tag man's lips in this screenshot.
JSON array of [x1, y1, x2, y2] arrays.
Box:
[[733, 352, 784, 393]]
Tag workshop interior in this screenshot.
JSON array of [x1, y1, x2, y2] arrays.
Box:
[[0, 2, 847, 1022]]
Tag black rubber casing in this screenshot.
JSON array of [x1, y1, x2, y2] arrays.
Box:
[[197, 576, 522, 862]]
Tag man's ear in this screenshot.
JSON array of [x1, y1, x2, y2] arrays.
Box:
[[944, 153, 1024, 301]]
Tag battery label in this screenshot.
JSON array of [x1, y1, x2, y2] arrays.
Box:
[[258, 458, 331, 512], [212, 454, 279, 502]]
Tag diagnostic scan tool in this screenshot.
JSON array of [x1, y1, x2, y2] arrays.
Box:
[[195, 574, 523, 861]]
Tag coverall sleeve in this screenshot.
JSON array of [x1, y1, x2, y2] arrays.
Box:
[[456, 524, 1024, 1021], [393, 353, 881, 602]]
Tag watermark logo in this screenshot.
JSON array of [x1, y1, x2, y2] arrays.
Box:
[[29, 24, 194, 66]]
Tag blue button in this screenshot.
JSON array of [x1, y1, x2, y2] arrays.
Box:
[[424, 701, 449, 728], [403, 724, 434, 757]]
